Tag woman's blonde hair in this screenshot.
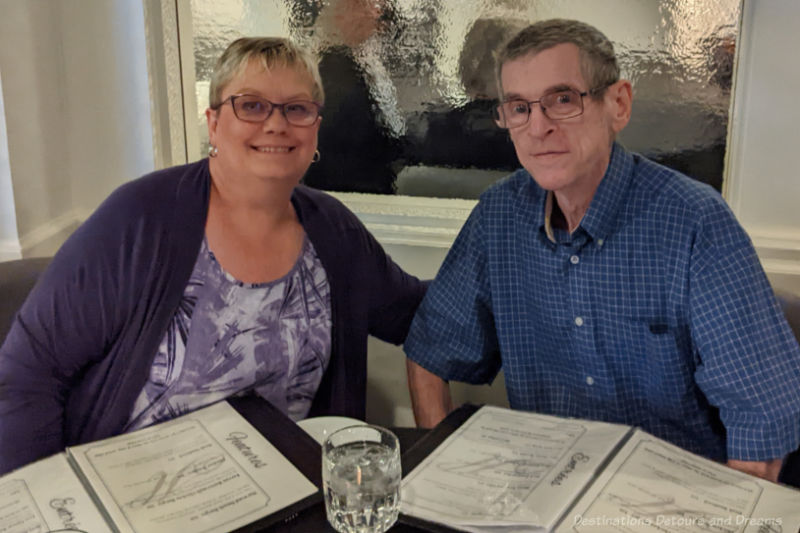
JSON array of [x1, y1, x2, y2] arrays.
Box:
[[208, 37, 325, 108]]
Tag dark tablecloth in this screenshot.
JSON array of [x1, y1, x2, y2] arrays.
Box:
[[264, 405, 480, 532]]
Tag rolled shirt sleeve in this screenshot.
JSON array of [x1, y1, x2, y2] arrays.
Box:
[[689, 197, 800, 461], [404, 201, 501, 384]]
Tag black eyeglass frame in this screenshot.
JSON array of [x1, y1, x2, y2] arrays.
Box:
[[212, 94, 323, 127], [494, 84, 612, 129]]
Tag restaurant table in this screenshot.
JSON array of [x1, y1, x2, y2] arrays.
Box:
[[236, 401, 480, 533], [231, 394, 800, 532]]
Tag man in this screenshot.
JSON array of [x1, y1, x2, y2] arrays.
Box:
[[404, 19, 800, 482]]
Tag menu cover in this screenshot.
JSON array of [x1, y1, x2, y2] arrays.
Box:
[[0, 398, 321, 533]]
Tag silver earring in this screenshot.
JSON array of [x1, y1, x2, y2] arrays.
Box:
[[208, 145, 219, 158], [312, 150, 321, 163]]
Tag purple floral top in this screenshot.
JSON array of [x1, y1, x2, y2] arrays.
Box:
[[126, 236, 331, 431]]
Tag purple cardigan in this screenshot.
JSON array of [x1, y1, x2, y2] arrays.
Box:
[[0, 160, 426, 474]]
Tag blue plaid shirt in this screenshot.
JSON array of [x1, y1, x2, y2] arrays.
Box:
[[405, 143, 800, 462]]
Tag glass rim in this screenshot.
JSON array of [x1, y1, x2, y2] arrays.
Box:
[[323, 423, 399, 450]]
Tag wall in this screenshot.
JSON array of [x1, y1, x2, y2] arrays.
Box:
[[726, 0, 800, 294], [0, 0, 154, 259], [0, 72, 19, 258], [61, 1, 155, 217], [0, 1, 72, 259], [365, 243, 510, 427]]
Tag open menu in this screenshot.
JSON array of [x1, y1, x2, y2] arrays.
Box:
[[400, 405, 800, 533], [0, 452, 111, 533], [0, 400, 318, 533]]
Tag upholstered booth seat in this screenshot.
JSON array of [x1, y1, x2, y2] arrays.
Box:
[[776, 289, 800, 345], [0, 256, 51, 343], [775, 289, 800, 488]]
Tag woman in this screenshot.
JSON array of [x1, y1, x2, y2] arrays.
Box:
[[0, 37, 425, 475]]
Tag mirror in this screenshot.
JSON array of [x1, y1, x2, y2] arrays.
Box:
[[187, 0, 741, 199]]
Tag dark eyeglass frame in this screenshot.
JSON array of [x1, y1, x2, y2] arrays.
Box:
[[494, 84, 611, 129], [213, 94, 322, 127]]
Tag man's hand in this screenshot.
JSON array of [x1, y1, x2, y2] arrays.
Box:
[[727, 458, 784, 482], [406, 359, 453, 428]]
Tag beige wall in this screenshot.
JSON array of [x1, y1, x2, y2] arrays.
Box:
[[726, 0, 800, 295], [364, 243, 510, 427], [0, 1, 72, 257], [0, 0, 154, 260], [0, 72, 20, 256]]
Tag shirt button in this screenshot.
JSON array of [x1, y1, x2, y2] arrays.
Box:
[[574, 316, 584, 327], [570, 255, 580, 265], [597, 239, 604, 247], [586, 376, 594, 385]]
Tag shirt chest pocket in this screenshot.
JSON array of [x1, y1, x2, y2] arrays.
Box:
[[610, 319, 697, 416]]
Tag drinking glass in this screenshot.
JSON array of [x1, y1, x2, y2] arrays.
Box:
[[322, 424, 401, 533]]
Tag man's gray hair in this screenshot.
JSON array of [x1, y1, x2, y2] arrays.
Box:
[[496, 19, 619, 99], [209, 37, 324, 109]]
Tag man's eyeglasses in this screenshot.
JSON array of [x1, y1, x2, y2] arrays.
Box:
[[493, 86, 607, 129], [213, 94, 322, 127]]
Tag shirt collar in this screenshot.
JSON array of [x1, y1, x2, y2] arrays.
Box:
[[512, 168, 549, 231], [579, 142, 635, 242], [517, 143, 634, 245], [543, 191, 556, 242]]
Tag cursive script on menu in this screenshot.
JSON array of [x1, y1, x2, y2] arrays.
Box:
[[226, 432, 267, 469], [551, 452, 590, 487], [49, 497, 81, 531]]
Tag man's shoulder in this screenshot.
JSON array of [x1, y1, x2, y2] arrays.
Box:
[[623, 152, 748, 249], [478, 168, 543, 207], [630, 153, 729, 215]]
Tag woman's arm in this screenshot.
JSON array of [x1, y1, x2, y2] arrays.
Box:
[[0, 249, 113, 473]]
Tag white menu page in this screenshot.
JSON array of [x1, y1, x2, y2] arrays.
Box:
[[67, 401, 317, 533], [0, 452, 112, 533], [401, 406, 631, 532], [557, 429, 800, 533]]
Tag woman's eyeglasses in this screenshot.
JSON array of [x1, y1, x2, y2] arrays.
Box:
[[214, 94, 322, 127]]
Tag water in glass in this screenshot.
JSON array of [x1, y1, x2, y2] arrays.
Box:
[[323, 426, 400, 533]]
